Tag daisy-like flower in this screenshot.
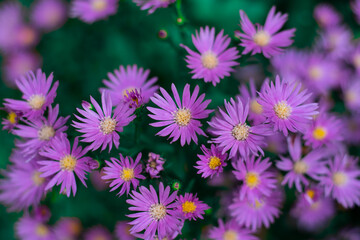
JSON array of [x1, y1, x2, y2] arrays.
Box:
[[290, 187, 335, 232], [15, 215, 55, 240], [38, 134, 91, 197], [208, 219, 258, 240], [13, 104, 69, 159], [100, 65, 158, 107], [126, 182, 183, 240], [0, 150, 47, 212], [342, 79, 360, 114], [84, 225, 112, 240], [4, 69, 59, 119], [0, 2, 22, 52], [257, 76, 318, 136], [313, 4, 341, 29], [350, 43, 360, 74], [176, 193, 210, 221], [316, 26, 352, 59], [148, 83, 212, 146], [73, 92, 136, 151], [319, 155, 360, 208], [70, 0, 118, 24], [133, 0, 176, 14], [180, 26, 240, 86], [53, 217, 82, 240], [102, 152, 145, 196], [236, 6, 295, 58], [146, 152, 165, 178], [232, 155, 277, 202], [303, 112, 343, 149], [30, 0, 67, 32], [1, 107, 21, 132], [208, 97, 272, 158], [115, 221, 135, 240], [195, 144, 228, 179], [229, 188, 283, 231], [277, 135, 328, 192]]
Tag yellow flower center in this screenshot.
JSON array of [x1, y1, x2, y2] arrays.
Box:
[[274, 101, 291, 119], [174, 108, 191, 127], [251, 199, 264, 209], [28, 94, 46, 110], [312, 127, 327, 140], [120, 168, 134, 181], [38, 125, 55, 141], [149, 204, 167, 220], [150, 161, 157, 169], [308, 66, 323, 80], [69, 220, 82, 235], [223, 230, 238, 240], [100, 117, 117, 135], [91, 0, 107, 11], [60, 155, 77, 171], [208, 156, 221, 170], [32, 171, 45, 186], [7, 112, 17, 124], [201, 51, 219, 69], [306, 189, 315, 200], [122, 87, 137, 98], [293, 160, 308, 174], [353, 54, 360, 68], [250, 99, 263, 115], [35, 224, 49, 237], [245, 172, 260, 188], [182, 201, 197, 213], [332, 172, 347, 186], [231, 123, 250, 141], [253, 30, 271, 47]]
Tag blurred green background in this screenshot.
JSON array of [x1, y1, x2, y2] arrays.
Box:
[[1, 0, 360, 239]]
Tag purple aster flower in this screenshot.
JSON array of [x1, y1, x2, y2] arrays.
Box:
[[352, 0, 360, 24], [101, 65, 158, 107], [38, 134, 91, 197], [342, 79, 360, 113], [15, 215, 55, 240], [208, 97, 272, 158], [257, 76, 318, 135], [271, 49, 305, 82], [1, 107, 21, 132], [232, 155, 277, 202], [126, 182, 183, 239], [73, 92, 136, 151], [0, 2, 23, 52], [316, 26, 352, 59], [319, 155, 360, 208], [146, 152, 165, 178], [133, 0, 176, 14], [70, 0, 118, 23], [180, 26, 240, 86], [176, 193, 210, 221], [30, 0, 67, 32], [313, 4, 341, 29], [350, 43, 360, 74], [148, 83, 212, 146], [195, 144, 228, 179], [0, 150, 47, 211], [229, 188, 284, 231], [236, 6, 295, 58], [208, 219, 258, 240], [291, 187, 335, 232], [4, 69, 58, 120], [303, 112, 343, 149], [84, 225, 112, 240], [32, 205, 51, 223], [13, 105, 69, 159], [115, 221, 135, 240], [54, 217, 82, 240], [102, 152, 145, 196]]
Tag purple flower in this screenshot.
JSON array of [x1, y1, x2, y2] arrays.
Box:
[[126, 182, 183, 239], [258, 76, 318, 135], [271, 49, 305, 80], [350, 43, 360, 74], [236, 6, 295, 58], [15, 215, 55, 240], [115, 221, 135, 240], [146, 152, 165, 178], [73, 92, 136, 151], [232, 155, 277, 203], [53, 217, 82, 240], [352, 0, 360, 24], [176, 193, 210, 221], [38, 134, 91, 197], [13, 105, 69, 159], [30, 0, 67, 32], [229, 188, 284, 231], [343, 79, 360, 113], [277, 135, 328, 192], [208, 97, 272, 158], [208, 219, 258, 240], [70, 0, 118, 23], [4, 69, 59, 119], [0, 2, 23, 52], [0, 150, 47, 211], [133, 0, 175, 14], [195, 144, 228, 179], [148, 83, 212, 146], [101, 65, 158, 107], [313, 4, 341, 28], [319, 155, 360, 208], [84, 225, 112, 240], [316, 26, 352, 59], [180, 26, 240, 86], [102, 152, 145, 196], [1, 107, 21, 132]]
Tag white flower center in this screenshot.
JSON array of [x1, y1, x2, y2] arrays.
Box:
[[250, 99, 263, 115], [100, 117, 117, 135], [38, 125, 55, 141], [223, 230, 238, 240], [293, 160, 308, 174], [28, 94, 46, 110], [308, 66, 323, 80], [332, 172, 347, 186], [253, 30, 271, 47], [91, 0, 107, 11], [149, 204, 167, 220], [174, 108, 191, 127], [201, 51, 219, 69], [274, 101, 291, 119], [231, 123, 250, 141], [32, 171, 45, 186]]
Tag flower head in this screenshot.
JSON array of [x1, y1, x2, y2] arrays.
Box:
[[176, 193, 210, 221], [195, 144, 228, 179], [30, 0, 67, 32], [84, 225, 112, 240], [53, 217, 82, 240], [1, 107, 21, 132], [352, 0, 360, 24], [133, 0, 175, 14], [115, 221, 135, 240], [180, 26, 240, 86], [70, 0, 118, 23], [102, 152, 145, 196], [15, 215, 55, 240], [236, 6, 295, 58], [314, 4, 341, 28], [208, 219, 258, 240], [148, 83, 212, 146], [146, 152, 165, 178]]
